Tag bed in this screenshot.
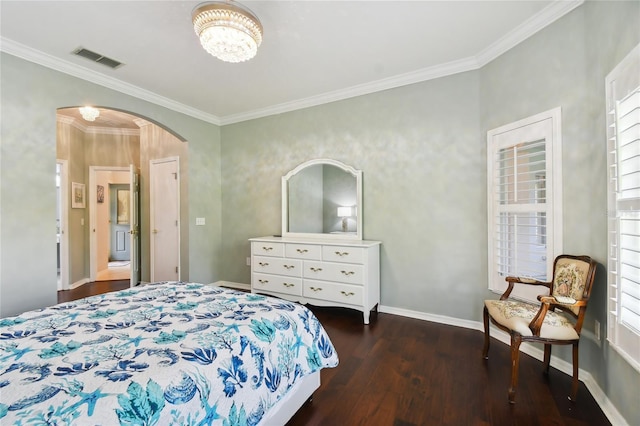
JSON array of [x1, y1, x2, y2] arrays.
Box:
[[0, 282, 339, 425]]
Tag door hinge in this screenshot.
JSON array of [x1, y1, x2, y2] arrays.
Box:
[[173, 172, 177, 180], [175, 220, 178, 226], [175, 266, 179, 273]]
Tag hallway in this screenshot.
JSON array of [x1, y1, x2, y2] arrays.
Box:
[[96, 261, 130, 281]]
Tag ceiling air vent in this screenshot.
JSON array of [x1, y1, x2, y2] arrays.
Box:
[[72, 47, 124, 69]]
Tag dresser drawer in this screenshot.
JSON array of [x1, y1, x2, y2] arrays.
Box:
[[285, 243, 322, 260], [253, 256, 302, 277], [252, 242, 285, 257], [304, 280, 363, 306], [303, 261, 364, 285], [322, 246, 364, 264], [253, 273, 302, 296]]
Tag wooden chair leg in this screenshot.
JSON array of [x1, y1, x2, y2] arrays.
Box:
[[543, 344, 552, 375], [482, 306, 490, 359], [509, 333, 522, 404], [569, 342, 579, 402]]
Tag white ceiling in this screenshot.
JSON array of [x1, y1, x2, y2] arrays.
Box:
[[0, 1, 582, 125]]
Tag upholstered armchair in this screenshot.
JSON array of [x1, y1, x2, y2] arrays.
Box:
[[482, 255, 597, 403]]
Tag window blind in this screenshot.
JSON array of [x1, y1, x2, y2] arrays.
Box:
[[493, 140, 548, 281], [611, 87, 640, 336], [487, 109, 561, 301]]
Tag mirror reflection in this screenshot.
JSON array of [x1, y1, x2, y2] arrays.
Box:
[[283, 159, 362, 240]]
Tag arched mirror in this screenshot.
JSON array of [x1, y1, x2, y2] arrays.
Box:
[[282, 159, 362, 240]]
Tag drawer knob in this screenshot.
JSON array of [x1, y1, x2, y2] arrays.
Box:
[[335, 251, 349, 257], [262, 246, 273, 252], [341, 270, 355, 276], [283, 264, 295, 270], [340, 291, 355, 297], [258, 279, 269, 284], [296, 249, 309, 254], [259, 262, 269, 267], [309, 287, 323, 292], [310, 267, 323, 273], [283, 283, 295, 288]]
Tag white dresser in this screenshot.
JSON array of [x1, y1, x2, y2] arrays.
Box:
[[250, 236, 381, 324]]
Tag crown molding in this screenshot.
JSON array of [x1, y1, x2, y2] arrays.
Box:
[[2, 37, 221, 126], [56, 115, 76, 126], [56, 114, 140, 136], [476, 0, 584, 67], [85, 127, 140, 136], [133, 118, 151, 127], [220, 1, 585, 125], [2, 1, 584, 126], [56, 114, 86, 133], [220, 55, 480, 125]]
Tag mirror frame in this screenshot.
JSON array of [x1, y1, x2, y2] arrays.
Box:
[[282, 158, 363, 240]]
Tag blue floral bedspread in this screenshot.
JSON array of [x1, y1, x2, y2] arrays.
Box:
[[0, 282, 339, 425]]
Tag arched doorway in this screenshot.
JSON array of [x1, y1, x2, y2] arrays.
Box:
[[56, 107, 188, 289]]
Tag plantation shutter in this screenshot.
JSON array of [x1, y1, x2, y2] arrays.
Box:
[[487, 109, 562, 302], [617, 89, 640, 334], [495, 139, 548, 280], [606, 43, 640, 367]]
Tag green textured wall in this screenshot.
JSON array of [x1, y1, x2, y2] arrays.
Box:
[[220, 70, 485, 318], [0, 53, 222, 317]]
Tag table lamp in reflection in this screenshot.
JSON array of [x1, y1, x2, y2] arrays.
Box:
[[337, 206, 352, 232]]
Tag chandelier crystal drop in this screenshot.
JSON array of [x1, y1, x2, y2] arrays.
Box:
[[79, 106, 100, 122], [192, 1, 263, 63]]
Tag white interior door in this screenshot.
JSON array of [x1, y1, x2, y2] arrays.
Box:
[[150, 157, 180, 282], [129, 165, 141, 287]]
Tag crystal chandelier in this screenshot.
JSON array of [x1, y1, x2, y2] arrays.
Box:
[[79, 106, 100, 122], [192, 1, 263, 63]]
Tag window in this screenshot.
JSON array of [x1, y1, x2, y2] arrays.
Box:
[[487, 108, 562, 301], [606, 43, 640, 370]]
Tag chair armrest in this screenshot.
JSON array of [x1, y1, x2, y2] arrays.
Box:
[[506, 276, 551, 286], [538, 295, 587, 308], [500, 276, 552, 300], [528, 296, 587, 335]]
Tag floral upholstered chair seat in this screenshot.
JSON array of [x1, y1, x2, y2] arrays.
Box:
[[484, 300, 578, 340]]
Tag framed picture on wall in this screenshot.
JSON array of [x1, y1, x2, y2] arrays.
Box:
[[71, 182, 86, 209], [97, 185, 104, 203], [117, 189, 130, 224]]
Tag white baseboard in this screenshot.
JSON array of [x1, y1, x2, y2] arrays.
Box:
[[378, 304, 628, 426], [68, 278, 90, 290], [211, 281, 250, 291]]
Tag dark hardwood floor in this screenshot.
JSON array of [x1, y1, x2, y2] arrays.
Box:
[[58, 282, 611, 426], [57, 279, 131, 303]]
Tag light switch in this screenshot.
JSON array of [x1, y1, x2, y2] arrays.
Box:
[[196, 217, 205, 226]]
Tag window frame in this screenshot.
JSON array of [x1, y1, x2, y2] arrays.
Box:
[[605, 42, 640, 371], [487, 108, 563, 301]]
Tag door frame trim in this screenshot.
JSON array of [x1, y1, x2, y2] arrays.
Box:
[[56, 159, 69, 291], [88, 166, 129, 282]]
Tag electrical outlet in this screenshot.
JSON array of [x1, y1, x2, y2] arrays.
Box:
[[246, 257, 251, 266], [595, 320, 601, 341]]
